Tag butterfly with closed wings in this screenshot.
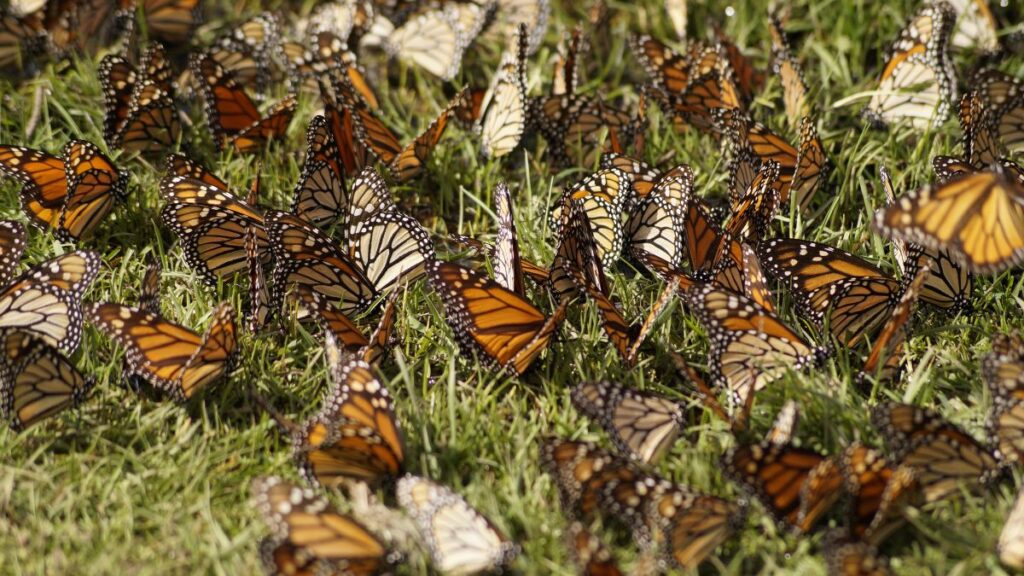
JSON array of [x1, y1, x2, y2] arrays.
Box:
[[0, 140, 128, 242], [89, 300, 237, 403]]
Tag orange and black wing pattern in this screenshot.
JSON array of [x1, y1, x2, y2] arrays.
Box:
[[293, 354, 404, 488], [192, 53, 295, 153], [89, 301, 237, 402], [429, 260, 564, 375], [724, 441, 841, 533], [253, 476, 391, 575]]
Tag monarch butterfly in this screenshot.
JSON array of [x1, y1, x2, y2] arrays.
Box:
[[0, 280, 85, 359], [683, 195, 745, 294], [295, 286, 396, 366], [343, 171, 435, 297], [879, 168, 972, 313], [824, 534, 892, 576], [243, 225, 270, 333], [89, 301, 237, 402], [532, 56, 634, 163], [0, 221, 99, 351], [191, 53, 295, 153], [387, 88, 466, 182], [204, 12, 279, 92], [738, 243, 775, 313], [293, 353, 404, 488], [444, 234, 551, 288], [626, 166, 691, 274], [267, 210, 376, 316], [862, 2, 957, 129], [397, 475, 519, 575], [985, 333, 1024, 465], [723, 112, 827, 209], [159, 162, 269, 285], [0, 330, 94, 432], [791, 118, 830, 210], [281, 33, 337, 94], [948, 0, 999, 52], [352, 215, 428, 292], [551, 200, 661, 365], [540, 437, 638, 519], [872, 402, 1000, 502], [708, 30, 759, 103], [873, 164, 1024, 274], [485, 0, 549, 54], [479, 24, 528, 160], [587, 455, 741, 567], [291, 116, 346, 229], [0, 140, 128, 242], [114, 256, 161, 388], [631, 35, 699, 100], [985, 331, 1024, 393], [429, 259, 566, 375], [326, 68, 464, 182], [769, 13, 808, 127], [666, 57, 744, 135], [317, 70, 379, 176], [593, 472, 677, 541], [252, 476, 394, 575], [725, 159, 781, 242], [970, 69, 1024, 155], [839, 443, 918, 542], [858, 265, 930, 383], [653, 490, 745, 570], [285, 30, 378, 104], [757, 238, 902, 346], [551, 168, 629, 271], [685, 283, 829, 406], [131, 0, 201, 44], [0, 10, 46, 73], [565, 522, 622, 576], [0, 264, 91, 350], [532, 93, 637, 167], [382, 4, 471, 80], [723, 441, 842, 532], [549, 200, 602, 303], [490, 182, 524, 296], [601, 152, 661, 199], [163, 151, 226, 187], [933, 92, 1005, 181], [1000, 486, 1024, 569], [571, 380, 684, 464], [0, 240, 98, 304], [551, 27, 583, 98], [306, 0, 374, 44], [98, 43, 180, 153], [322, 67, 386, 159], [543, 437, 679, 548]]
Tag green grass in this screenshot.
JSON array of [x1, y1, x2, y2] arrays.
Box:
[[2, 0, 1024, 574]]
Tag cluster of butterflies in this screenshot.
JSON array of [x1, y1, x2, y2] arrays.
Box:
[[535, 333, 1024, 574], [248, 340, 520, 575], [0, 216, 239, 422], [0, 0, 1023, 573]]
